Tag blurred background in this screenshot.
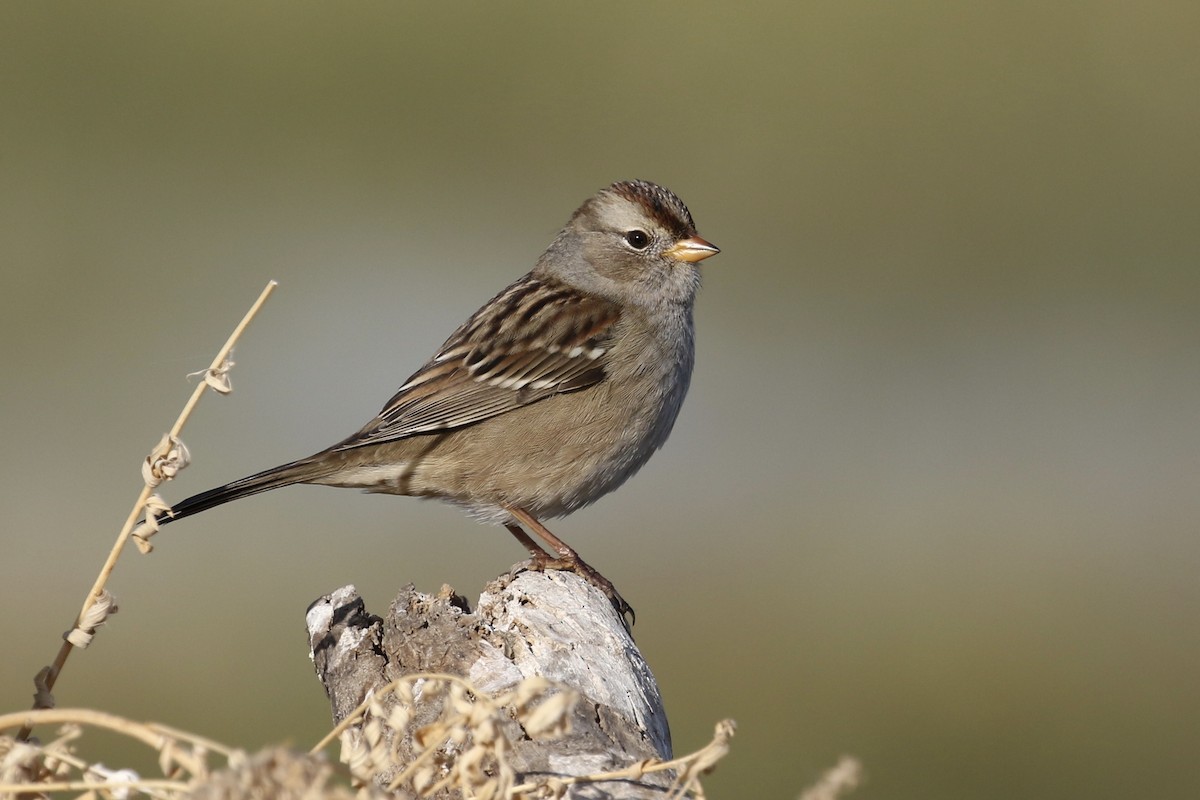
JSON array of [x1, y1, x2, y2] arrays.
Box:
[[2, 3, 1198, 798]]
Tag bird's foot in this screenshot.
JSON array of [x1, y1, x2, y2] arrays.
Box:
[[525, 550, 636, 629]]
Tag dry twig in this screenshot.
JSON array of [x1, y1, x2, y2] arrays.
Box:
[[16, 281, 278, 742]]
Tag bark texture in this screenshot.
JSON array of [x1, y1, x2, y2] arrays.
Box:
[[305, 569, 675, 799]]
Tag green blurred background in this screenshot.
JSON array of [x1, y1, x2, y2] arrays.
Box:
[[2, 3, 1198, 797]]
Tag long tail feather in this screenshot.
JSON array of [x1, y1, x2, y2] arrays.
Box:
[[155, 457, 329, 527]]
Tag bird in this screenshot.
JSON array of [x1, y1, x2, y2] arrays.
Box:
[[151, 180, 718, 621]]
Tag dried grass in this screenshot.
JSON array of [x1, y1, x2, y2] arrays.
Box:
[[14, 282, 278, 742], [1, 673, 734, 799]]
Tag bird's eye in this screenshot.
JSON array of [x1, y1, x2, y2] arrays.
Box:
[[624, 230, 650, 250]]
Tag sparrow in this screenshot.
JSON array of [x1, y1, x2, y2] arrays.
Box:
[[152, 180, 718, 622]]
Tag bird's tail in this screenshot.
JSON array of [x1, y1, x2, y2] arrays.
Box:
[[153, 457, 333, 528]]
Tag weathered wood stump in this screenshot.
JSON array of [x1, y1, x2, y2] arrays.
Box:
[[305, 569, 675, 799]]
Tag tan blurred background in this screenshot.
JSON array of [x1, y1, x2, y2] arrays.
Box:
[[2, 3, 1198, 797]]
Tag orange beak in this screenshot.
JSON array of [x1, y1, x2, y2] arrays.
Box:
[[664, 236, 720, 263]]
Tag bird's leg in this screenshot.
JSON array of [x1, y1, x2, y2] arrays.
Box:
[[504, 522, 557, 563], [504, 506, 635, 626]]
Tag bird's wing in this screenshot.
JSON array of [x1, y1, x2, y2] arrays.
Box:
[[334, 274, 620, 450]]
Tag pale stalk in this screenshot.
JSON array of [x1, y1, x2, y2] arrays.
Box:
[[308, 672, 476, 755], [0, 779, 190, 795], [16, 281, 278, 741]]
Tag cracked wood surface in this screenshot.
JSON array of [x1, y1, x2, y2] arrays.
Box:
[[306, 570, 675, 799]]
